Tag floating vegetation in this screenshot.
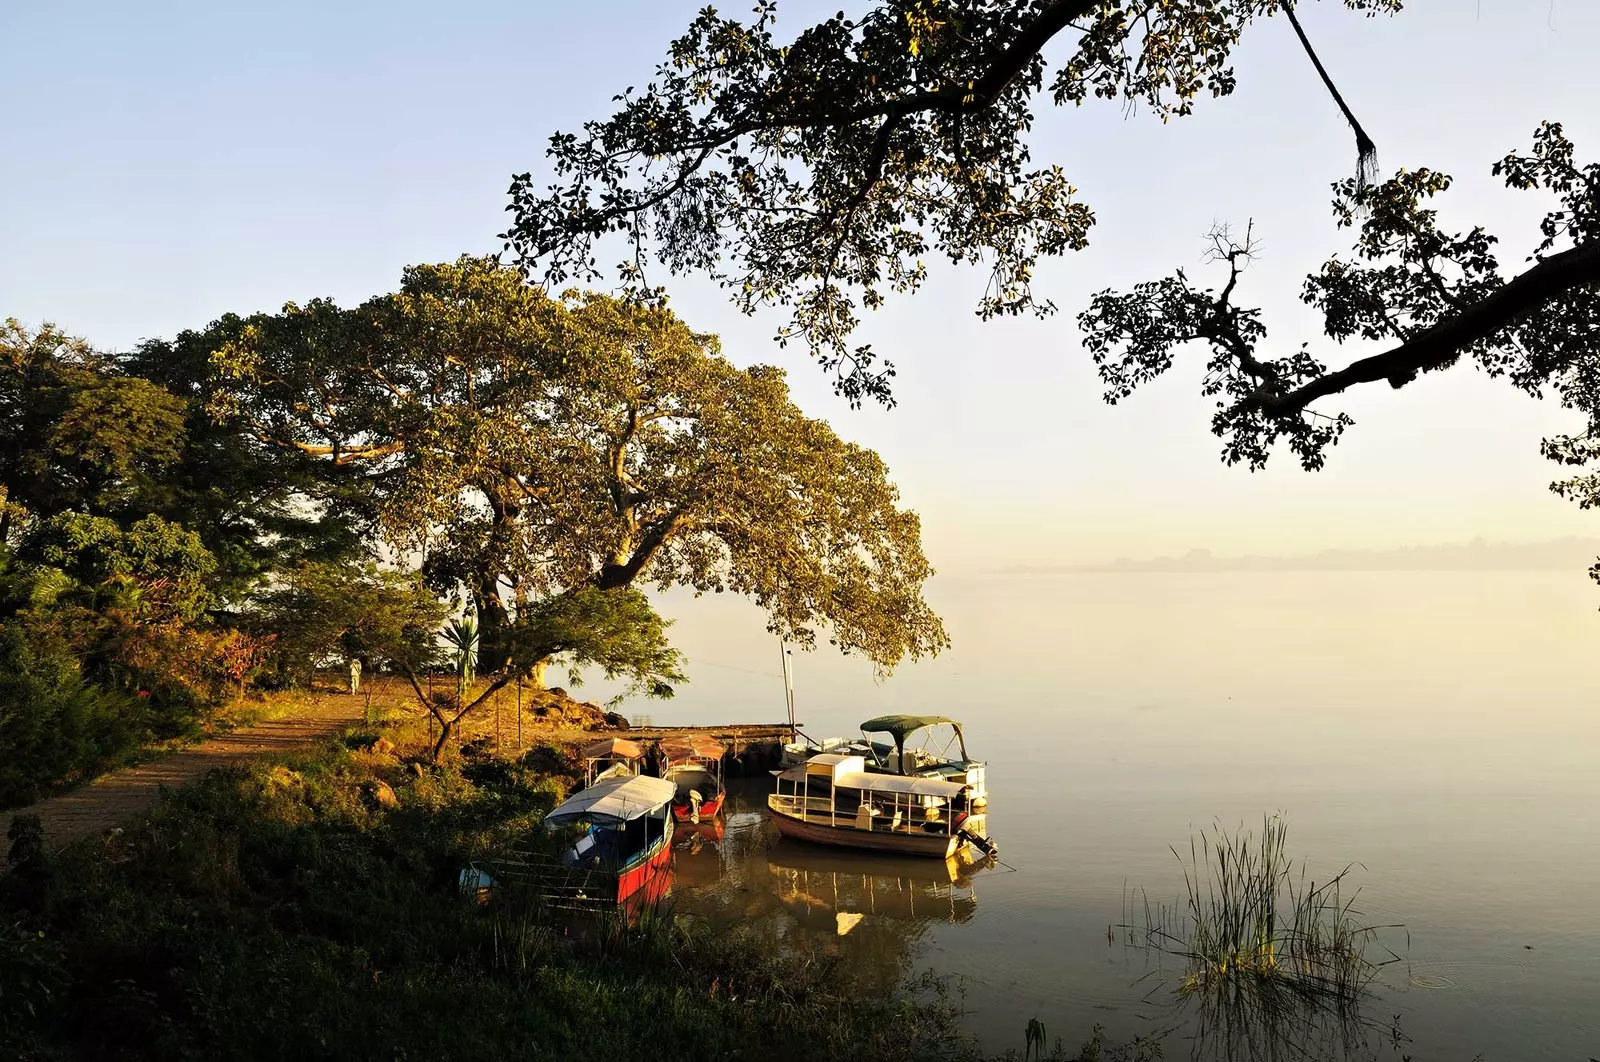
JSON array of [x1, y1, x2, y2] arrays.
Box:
[[1121, 815, 1408, 1060]]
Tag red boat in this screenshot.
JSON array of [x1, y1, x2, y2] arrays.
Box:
[[544, 773, 677, 906], [659, 735, 726, 822]]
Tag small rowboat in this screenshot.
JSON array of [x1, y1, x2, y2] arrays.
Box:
[[659, 735, 726, 823], [767, 753, 993, 860]]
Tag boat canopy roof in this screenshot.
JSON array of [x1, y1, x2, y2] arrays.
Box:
[[659, 736, 725, 761], [858, 714, 959, 741], [774, 756, 969, 799], [834, 772, 969, 799], [774, 753, 862, 784], [544, 774, 676, 829], [581, 737, 645, 761]]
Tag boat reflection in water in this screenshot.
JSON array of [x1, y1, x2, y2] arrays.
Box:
[[767, 844, 982, 936], [668, 779, 994, 991]]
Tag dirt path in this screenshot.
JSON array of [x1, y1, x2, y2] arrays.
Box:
[[13, 694, 366, 853]]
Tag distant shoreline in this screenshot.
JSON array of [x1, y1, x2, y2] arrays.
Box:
[[990, 538, 1600, 575]]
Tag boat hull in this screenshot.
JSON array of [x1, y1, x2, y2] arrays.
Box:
[[768, 803, 968, 859], [615, 819, 674, 906], [671, 793, 724, 821]]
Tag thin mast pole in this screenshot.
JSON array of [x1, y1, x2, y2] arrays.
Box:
[[779, 638, 796, 737]]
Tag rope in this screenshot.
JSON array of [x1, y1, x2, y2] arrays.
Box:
[[1283, 0, 1378, 189], [691, 659, 785, 679]]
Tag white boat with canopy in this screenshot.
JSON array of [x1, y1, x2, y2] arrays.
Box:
[[767, 753, 993, 859], [784, 715, 988, 806]]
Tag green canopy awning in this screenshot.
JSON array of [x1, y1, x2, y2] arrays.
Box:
[[858, 714, 958, 742]]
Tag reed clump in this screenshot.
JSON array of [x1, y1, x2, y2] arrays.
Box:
[[1126, 815, 1401, 1003]]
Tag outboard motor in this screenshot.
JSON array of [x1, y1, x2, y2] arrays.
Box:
[[687, 789, 703, 825], [963, 830, 999, 858]]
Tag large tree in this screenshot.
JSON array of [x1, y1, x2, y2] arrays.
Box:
[[502, 2, 1600, 580], [0, 319, 186, 540], [208, 257, 947, 675], [130, 323, 369, 599]]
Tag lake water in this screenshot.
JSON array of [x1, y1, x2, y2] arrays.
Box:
[[588, 572, 1600, 1060]]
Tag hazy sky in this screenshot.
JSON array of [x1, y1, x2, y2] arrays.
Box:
[[4, 0, 1598, 573]]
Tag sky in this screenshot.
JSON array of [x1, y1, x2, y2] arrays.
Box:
[[3, 0, 1599, 574]]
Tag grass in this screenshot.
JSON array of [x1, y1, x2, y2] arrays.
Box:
[[1125, 815, 1402, 1001], [1119, 815, 1406, 1060]]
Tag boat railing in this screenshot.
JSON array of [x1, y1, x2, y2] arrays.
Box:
[[768, 792, 955, 836], [470, 851, 625, 913]]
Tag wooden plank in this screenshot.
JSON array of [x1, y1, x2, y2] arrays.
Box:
[[609, 722, 800, 739]]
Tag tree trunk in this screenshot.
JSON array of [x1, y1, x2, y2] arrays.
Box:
[[474, 572, 512, 674], [430, 717, 455, 763], [471, 483, 522, 674]]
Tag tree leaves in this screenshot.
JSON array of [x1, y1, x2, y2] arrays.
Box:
[[503, 0, 1402, 404], [1079, 125, 1600, 495], [212, 259, 949, 674]]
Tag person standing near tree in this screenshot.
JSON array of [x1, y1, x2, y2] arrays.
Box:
[[349, 657, 362, 696]]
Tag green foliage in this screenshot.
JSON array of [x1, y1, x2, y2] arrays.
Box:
[[1125, 816, 1402, 999], [251, 561, 448, 684], [508, 3, 1600, 588], [1, 319, 187, 528], [442, 615, 479, 696], [0, 732, 985, 1061], [503, 1, 1402, 403], [212, 259, 947, 674], [23, 512, 217, 622], [130, 320, 370, 598], [0, 615, 145, 808], [511, 586, 686, 700]]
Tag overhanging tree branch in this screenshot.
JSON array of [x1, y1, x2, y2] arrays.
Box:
[[1248, 239, 1600, 418]]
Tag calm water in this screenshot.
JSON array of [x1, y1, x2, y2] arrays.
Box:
[[589, 572, 1600, 1060]]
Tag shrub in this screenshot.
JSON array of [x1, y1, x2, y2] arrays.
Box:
[[0, 618, 144, 808]]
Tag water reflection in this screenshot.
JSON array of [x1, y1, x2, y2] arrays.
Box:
[[1131, 972, 1410, 1062], [668, 779, 993, 991]]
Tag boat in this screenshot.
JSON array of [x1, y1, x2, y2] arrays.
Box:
[[547, 773, 676, 906], [581, 736, 646, 785], [782, 716, 988, 806], [854, 714, 987, 807], [457, 775, 676, 912], [659, 735, 726, 823], [767, 753, 992, 859], [780, 734, 852, 767]]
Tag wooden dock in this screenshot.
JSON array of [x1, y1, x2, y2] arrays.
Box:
[[600, 722, 801, 774], [617, 722, 799, 742]]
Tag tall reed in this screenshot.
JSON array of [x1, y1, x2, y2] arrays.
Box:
[[1126, 815, 1402, 1002]]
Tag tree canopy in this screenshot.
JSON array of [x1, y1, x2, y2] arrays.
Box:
[[503, 0, 1401, 405], [503, 1, 1600, 581], [1, 319, 186, 537], [207, 257, 948, 674]]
